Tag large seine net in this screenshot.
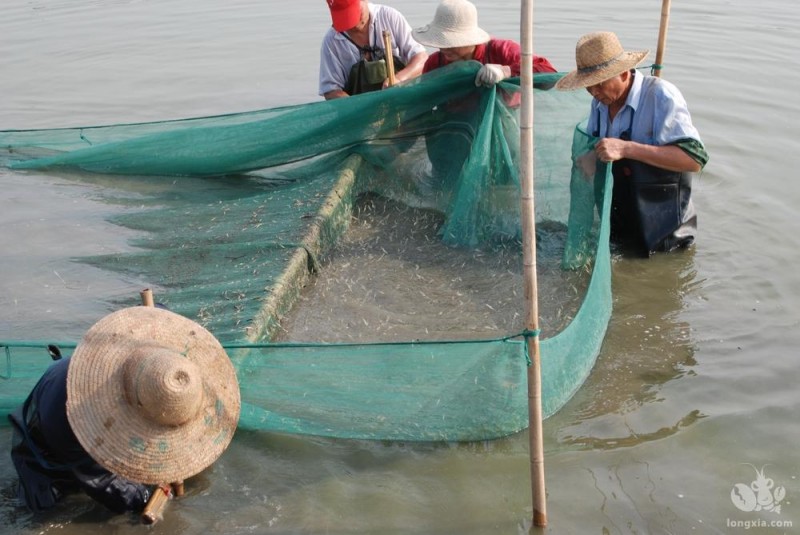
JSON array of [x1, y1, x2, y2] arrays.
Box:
[[1, 63, 612, 441]]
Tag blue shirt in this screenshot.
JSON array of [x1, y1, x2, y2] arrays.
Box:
[[587, 70, 702, 146]]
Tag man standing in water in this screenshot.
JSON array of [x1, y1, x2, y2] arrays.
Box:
[[556, 31, 709, 255], [320, 0, 428, 99]]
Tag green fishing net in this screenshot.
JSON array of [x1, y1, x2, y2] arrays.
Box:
[[0, 62, 612, 441]]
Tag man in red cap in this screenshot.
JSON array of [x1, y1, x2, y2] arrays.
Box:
[[320, 0, 428, 99]]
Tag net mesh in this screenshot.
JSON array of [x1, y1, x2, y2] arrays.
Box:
[[0, 63, 612, 441]]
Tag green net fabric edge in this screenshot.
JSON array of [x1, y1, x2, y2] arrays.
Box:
[[246, 154, 361, 342]]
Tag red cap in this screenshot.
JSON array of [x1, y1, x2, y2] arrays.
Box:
[[327, 0, 361, 32]]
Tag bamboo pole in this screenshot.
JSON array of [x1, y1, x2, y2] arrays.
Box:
[[138, 289, 179, 525], [653, 0, 672, 77], [142, 485, 171, 525], [382, 30, 397, 86], [172, 481, 185, 497], [140, 288, 154, 307], [520, 0, 546, 527]]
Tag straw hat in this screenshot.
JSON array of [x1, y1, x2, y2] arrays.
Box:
[[412, 0, 490, 49], [66, 306, 240, 485], [555, 32, 649, 91]]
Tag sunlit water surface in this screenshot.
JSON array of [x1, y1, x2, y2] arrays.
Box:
[[1, 1, 799, 534]]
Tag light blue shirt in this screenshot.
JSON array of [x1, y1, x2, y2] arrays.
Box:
[[587, 70, 702, 146], [318, 3, 425, 96]]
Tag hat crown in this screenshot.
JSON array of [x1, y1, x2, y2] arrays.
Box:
[[66, 306, 240, 484], [124, 348, 204, 427], [575, 31, 625, 70], [413, 0, 490, 48], [431, 0, 480, 34], [328, 0, 356, 9]]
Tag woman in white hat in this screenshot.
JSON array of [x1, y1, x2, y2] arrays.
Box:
[[556, 32, 709, 255], [8, 306, 240, 514], [412, 0, 555, 86]]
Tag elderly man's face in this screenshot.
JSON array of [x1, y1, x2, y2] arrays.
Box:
[[585, 71, 630, 107]]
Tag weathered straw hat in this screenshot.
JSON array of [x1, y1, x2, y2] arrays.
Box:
[[555, 32, 649, 91], [66, 306, 240, 485], [412, 0, 490, 49]]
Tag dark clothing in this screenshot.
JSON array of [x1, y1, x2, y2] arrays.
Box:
[[609, 158, 697, 255], [340, 30, 407, 96], [345, 56, 406, 96], [8, 357, 151, 513]]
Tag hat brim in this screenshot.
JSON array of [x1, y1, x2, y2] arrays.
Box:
[[66, 307, 240, 484], [555, 50, 649, 91], [412, 24, 490, 49]]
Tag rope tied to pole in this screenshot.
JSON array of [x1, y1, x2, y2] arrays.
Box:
[[520, 329, 541, 366]]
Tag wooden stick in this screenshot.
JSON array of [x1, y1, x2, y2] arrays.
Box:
[[140, 288, 154, 307], [520, 0, 546, 527], [172, 480, 185, 497], [141, 485, 171, 525], [653, 0, 672, 77], [138, 289, 178, 525], [382, 30, 396, 87]]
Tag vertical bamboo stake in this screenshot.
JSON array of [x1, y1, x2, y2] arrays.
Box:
[[140, 288, 154, 307], [382, 30, 397, 86], [520, 0, 546, 527], [138, 289, 176, 525], [653, 0, 672, 77], [172, 481, 185, 497]]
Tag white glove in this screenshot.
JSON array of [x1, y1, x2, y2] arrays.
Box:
[[475, 64, 509, 87]]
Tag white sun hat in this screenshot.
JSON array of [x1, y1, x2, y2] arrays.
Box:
[[412, 0, 490, 49]]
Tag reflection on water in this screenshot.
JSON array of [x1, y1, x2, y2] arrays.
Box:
[[550, 249, 705, 450], [5, 0, 800, 532]]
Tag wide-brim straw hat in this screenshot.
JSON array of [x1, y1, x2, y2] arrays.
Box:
[[412, 0, 490, 49], [66, 306, 241, 484], [555, 32, 649, 91]]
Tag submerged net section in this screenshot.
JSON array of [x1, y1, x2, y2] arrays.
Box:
[[0, 63, 612, 441]]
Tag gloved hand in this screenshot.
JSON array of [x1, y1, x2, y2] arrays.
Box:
[[475, 64, 510, 87]]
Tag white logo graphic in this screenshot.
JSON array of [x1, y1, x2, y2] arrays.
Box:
[[730, 465, 786, 514]]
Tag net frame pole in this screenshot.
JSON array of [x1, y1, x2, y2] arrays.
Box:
[[519, 0, 547, 527], [653, 0, 672, 77]]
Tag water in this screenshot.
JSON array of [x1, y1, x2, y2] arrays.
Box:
[[2, 0, 799, 533]]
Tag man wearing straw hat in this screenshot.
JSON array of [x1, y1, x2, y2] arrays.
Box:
[[8, 306, 240, 514], [320, 0, 428, 99], [412, 0, 556, 86], [556, 32, 709, 255]]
